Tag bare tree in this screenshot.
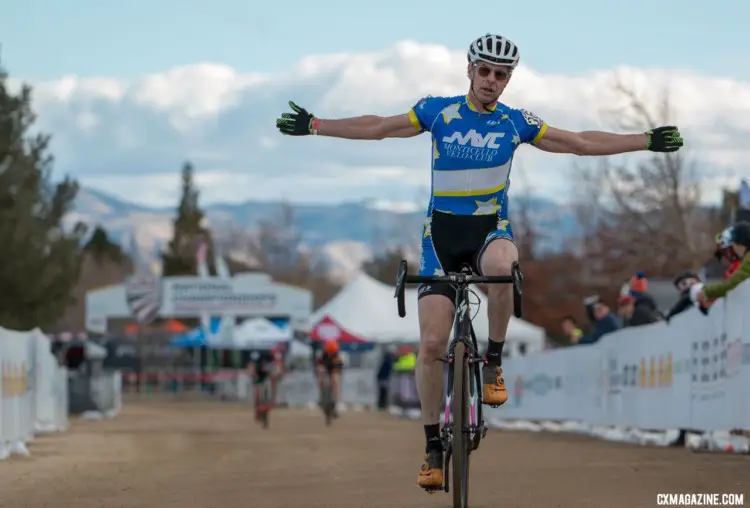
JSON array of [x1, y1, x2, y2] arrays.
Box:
[[214, 201, 341, 308], [510, 158, 539, 261], [571, 74, 719, 279]]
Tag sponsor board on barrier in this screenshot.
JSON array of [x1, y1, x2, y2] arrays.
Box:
[[482, 280, 750, 432], [1, 327, 69, 457]]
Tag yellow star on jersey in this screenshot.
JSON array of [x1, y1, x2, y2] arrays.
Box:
[[497, 219, 510, 231], [512, 134, 520, 145], [433, 139, 440, 160], [440, 103, 462, 124], [501, 114, 509, 120], [423, 216, 433, 238], [473, 197, 502, 215], [433, 267, 445, 276]]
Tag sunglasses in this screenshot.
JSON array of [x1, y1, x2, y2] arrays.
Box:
[[475, 65, 511, 80]]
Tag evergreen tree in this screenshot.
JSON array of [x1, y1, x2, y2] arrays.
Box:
[[83, 225, 127, 265], [161, 161, 212, 276], [0, 63, 86, 329]]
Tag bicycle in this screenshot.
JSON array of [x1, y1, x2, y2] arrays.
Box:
[[255, 377, 273, 430], [394, 259, 523, 508]]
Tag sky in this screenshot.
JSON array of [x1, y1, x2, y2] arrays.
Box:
[[2, 0, 750, 208]]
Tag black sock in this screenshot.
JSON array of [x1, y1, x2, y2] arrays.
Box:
[[424, 424, 442, 452], [485, 339, 504, 366]]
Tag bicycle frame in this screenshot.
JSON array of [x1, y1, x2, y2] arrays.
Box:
[[442, 282, 484, 449]]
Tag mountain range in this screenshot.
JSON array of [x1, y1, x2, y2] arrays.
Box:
[[66, 188, 582, 282]]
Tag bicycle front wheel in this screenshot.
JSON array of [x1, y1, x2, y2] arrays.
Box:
[[451, 341, 470, 508]]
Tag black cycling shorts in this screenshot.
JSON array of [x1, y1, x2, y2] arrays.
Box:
[[417, 210, 515, 303]]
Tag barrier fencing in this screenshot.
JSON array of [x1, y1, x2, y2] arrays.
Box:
[[0, 326, 69, 459], [481, 279, 750, 433]]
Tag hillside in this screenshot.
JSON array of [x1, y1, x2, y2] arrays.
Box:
[[66, 187, 581, 281]]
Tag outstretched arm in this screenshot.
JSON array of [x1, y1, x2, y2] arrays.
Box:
[[534, 126, 648, 156], [277, 100, 433, 139], [316, 113, 420, 140]]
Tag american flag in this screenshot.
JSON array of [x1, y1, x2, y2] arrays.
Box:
[[739, 179, 750, 210]]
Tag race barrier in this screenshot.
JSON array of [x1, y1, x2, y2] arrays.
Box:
[[0, 326, 69, 459], [482, 279, 750, 432], [387, 280, 750, 452]]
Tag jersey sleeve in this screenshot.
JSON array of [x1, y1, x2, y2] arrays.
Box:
[[512, 108, 548, 145], [408, 96, 445, 133]]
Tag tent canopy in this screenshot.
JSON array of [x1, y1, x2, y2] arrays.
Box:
[[232, 317, 291, 349], [307, 271, 546, 351]]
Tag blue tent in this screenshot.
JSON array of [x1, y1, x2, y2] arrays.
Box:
[[170, 318, 222, 348]]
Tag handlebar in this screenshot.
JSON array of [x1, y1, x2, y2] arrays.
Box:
[[394, 259, 523, 318], [402, 273, 513, 284]]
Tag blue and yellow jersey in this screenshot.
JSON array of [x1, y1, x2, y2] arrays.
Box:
[[408, 95, 547, 216]]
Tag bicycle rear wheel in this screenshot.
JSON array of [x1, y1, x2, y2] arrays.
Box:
[[321, 382, 333, 426], [451, 341, 470, 508]]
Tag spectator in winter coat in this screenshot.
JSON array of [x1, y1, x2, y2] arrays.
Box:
[[665, 270, 704, 322], [714, 226, 742, 280], [618, 272, 662, 326], [697, 221, 750, 305], [580, 300, 620, 344], [561, 316, 584, 345], [618, 293, 661, 327]]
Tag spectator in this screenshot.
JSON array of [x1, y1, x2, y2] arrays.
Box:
[[580, 299, 620, 344], [618, 272, 662, 325], [698, 221, 750, 305], [665, 270, 705, 322], [618, 293, 660, 327], [376, 347, 395, 410], [561, 316, 584, 345], [714, 226, 742, 280]]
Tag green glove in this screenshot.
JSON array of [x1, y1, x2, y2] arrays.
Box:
[[646, 126, 683, 152], [276, 101, 316, 136]]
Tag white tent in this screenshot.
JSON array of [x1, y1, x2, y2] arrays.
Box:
[[308, 271, 546, 355], [288, 339, 312, 358], [231, 317, 292, 349]]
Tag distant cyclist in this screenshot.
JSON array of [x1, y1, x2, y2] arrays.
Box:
[[315, 339, 343, 417], [269, 344, 285, 405], [276, 33, 684, 491], [247, 350, 276, 421]]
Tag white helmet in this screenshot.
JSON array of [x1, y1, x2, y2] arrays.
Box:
[[467, 34, 520, 69], [716, 227, 733, 250]]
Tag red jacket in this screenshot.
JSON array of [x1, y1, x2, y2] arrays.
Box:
[[725, 260, 741, 280]]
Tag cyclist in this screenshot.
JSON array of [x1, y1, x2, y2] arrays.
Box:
[[269, 344, 285, 405], [247, 349, 276, 422], [315, 339, 343, 417], [276, 33, 684, 491]]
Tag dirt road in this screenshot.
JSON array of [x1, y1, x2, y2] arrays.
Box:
[[0, 398, 746, 508]]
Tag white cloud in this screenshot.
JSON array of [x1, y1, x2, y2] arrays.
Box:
[[10, 40, 750, 207]]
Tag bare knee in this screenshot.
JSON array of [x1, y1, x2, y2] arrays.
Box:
[[418, 295, 454, 361], [420, 331, 448, 361], [480, 239, 518, 278]]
